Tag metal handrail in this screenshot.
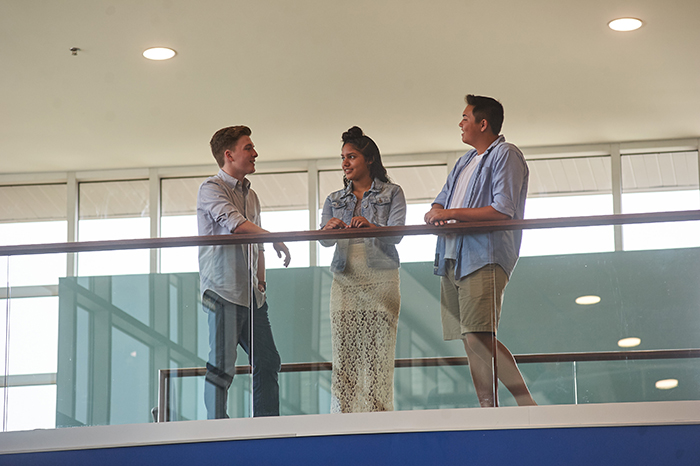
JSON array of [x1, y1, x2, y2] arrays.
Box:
[[2, 209, 700, 257], [156, 348, 700, 422]]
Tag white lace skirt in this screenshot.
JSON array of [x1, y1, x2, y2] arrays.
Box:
[[330, 242, 400, 413]]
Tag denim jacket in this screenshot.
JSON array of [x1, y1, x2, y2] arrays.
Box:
[[320, 178, 406, 273]]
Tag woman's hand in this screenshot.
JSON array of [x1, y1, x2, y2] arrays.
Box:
[[322, 217, 348, 230], [349, 216, 373, 228]]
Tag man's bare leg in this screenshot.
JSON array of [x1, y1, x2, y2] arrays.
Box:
[[463, 332, 536, 407]]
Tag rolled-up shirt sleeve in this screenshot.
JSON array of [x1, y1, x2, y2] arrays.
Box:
[[197, 181, 247, 234], [490, 148, 527, 219]]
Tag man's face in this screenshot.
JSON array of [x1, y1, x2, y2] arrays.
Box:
[[226, 135, 258, 177], [459, 105, 482, 146]]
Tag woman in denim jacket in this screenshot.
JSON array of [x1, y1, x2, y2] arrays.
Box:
[[320, 126, 406, 413]]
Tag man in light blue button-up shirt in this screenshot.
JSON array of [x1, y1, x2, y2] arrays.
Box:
[[425, 95, 536, 408], [198, 125, 290, 418]]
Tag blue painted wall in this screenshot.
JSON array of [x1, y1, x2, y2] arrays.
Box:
[[3, 424, 700, 466]]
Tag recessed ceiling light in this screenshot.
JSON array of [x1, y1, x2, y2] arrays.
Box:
[[618, 337, 641, 348], [143, 47, 177, 60], [608, 18, 643, 32], [575, 295, 601, 305], [655, 379, 678, 390]]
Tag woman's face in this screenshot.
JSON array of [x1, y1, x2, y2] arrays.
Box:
[[341, 144, 371, 183]]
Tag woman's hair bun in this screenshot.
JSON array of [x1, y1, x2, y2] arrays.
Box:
[[342, 126, 364, 143]]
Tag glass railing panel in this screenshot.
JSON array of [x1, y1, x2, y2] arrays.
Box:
[[260, 231, 503, 415], [2, 253, 63, 432], [261, 239, 331, 416], [574, 358, 700, 404], [498, 226, 700, 406], [2, 213, 700, 432], [53, 247, 240, 427], [503, 362, 576, 406]]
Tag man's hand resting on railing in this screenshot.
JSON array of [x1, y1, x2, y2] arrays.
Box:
[[424, 204, 452, 226], [424, 204, 510, 226]]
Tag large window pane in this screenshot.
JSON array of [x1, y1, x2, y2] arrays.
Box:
[[0, 184, 67, 286], [162, 176, 205, 273], [4, 297, 58, 375], [0, 184, 66, 224], [523, 156, 614, 256], [621, 151, 700, 251], [0, 222, 66, 286], [521, 195, 614, 256], [5, 385, 56, 432], [250, 172, 309, 269], [78, 180, 150, 276]]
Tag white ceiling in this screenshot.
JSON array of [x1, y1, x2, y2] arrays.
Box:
[[2, 0, 699, 175]]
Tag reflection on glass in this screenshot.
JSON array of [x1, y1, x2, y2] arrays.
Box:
[[75, 307, 89, 426], [56, 263, 209, 426], [110, 328, 150, 425]]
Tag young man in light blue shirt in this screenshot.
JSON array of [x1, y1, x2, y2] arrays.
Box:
[[425, 95, 536, 407], [198, 125, 290, 418]]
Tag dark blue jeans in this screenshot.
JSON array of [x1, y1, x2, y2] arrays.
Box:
[[203, 291, 281, 418]]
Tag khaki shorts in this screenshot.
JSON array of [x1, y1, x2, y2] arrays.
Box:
[[440, 262, 508, 340]]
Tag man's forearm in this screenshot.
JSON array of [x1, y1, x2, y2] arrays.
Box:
[[444, 206, 510, 222], [426, 204, 509, 225], [233, 219, 269, 235]]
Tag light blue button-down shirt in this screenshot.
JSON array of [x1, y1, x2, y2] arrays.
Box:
[[433, 135, 529, 280], [197, 169, 264, 307]]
